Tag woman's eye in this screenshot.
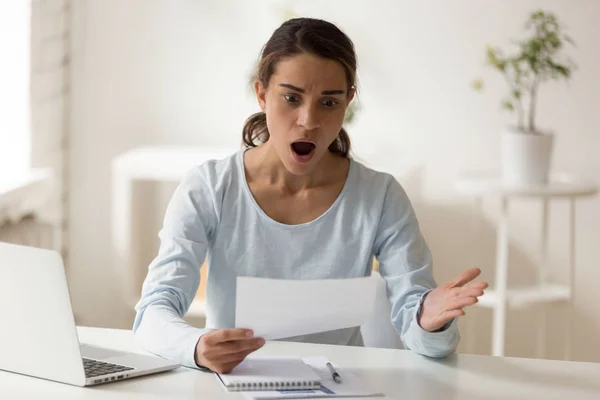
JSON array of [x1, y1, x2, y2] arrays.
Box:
[[321, 99, 338, 108], [284, 94, 300, 103]]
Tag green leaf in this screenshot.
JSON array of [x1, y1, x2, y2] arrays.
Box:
[[486, 46, 506, 71], [480, 9, 576, 100], [550, 62, 571, 79], [529, 39, 542, 54], [471, 79, 485, 91], [502, 101, 515, 112], [546, 32, 561, 50]]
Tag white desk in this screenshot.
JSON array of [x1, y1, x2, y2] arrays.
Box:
[[2, 327, 600, 399]]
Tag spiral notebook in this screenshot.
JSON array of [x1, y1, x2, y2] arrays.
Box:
[[242, 357, 384, 399], [217, 356, 322, 392]]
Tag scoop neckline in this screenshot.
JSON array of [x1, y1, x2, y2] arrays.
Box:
[[238, 148, 354, 229]]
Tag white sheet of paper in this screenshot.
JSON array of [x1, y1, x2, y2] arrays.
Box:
[[235, 276, 377, 340]]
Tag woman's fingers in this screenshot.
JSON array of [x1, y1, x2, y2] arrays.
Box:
[[217, 360, 246, 374], [448, 268, 482, 288], [446, 296, 478, 310], [200, 340, 264, 374], [440, 309, 465, 321], [218, 348, 259, 365], [419, 275, 488, 332], [213, 338, 265, 356], [203, 328, 254, 346], [456, 287, 486, 299], [465, 281, 489, 290], [196, 328, 265, 373]]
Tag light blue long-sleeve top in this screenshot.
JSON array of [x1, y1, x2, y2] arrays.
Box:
[[133, 149, 460, 368]]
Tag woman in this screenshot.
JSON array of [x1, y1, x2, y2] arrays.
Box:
[[133, 17, 487, 374]]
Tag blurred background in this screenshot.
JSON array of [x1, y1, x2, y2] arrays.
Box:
[[1, 0, 599, 363]]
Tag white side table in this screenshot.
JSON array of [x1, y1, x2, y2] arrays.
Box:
[[111, 146, 239, 316], [0, 169, 57, 249], [455, 172, 598, 359], [0, 169, 54, 224]]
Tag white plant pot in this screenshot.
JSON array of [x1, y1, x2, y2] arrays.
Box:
[[501, 130, 554, 186]]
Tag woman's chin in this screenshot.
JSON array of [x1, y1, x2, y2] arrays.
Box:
[[283, 152, 320, 175]]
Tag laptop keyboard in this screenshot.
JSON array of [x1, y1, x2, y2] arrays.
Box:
[[83, 358, 134, 378]]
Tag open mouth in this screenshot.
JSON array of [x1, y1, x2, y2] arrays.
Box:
[[291, 141, 316, 157]]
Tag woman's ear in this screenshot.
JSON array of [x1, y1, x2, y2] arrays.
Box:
[[347, 86, 356, 104], [254, 80, 267, 112]]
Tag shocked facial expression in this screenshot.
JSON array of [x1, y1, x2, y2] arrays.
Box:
[[255, 53, 354, 175]]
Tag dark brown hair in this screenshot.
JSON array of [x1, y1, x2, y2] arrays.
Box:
[[242, 18, 357, 158]]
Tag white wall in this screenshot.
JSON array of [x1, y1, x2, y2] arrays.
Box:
[[29, 0, 71, 255], [69, 0, 600, 361], [0, 1, 30, 179]]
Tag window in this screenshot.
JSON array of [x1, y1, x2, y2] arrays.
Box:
[[0, 2, 31, 182]]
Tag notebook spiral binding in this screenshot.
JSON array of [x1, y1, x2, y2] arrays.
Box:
[[226, 379, 322, 392]]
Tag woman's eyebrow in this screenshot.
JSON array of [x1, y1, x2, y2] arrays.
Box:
[[279, 83, 345, 95], [321, 89, 345, 95], [279, 83, 305, 93]]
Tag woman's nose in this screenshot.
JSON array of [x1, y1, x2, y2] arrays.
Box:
[[297, 105, 320, 130]]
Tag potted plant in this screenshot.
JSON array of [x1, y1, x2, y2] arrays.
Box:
[[473, 10, 576, 185]]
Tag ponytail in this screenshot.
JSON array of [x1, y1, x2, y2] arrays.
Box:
[[242, 112, 268, 148], [328, 127, 351, 158]]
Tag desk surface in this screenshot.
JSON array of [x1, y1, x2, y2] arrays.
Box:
[[1, 327, 600, 399]]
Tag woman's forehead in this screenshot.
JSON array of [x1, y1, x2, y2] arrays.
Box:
[[271, 53, 347, 90]]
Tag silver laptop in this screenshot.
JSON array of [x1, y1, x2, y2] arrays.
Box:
[[0, 241, 180, 386]]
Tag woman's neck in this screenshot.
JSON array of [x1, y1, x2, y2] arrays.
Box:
[[244, 142, 347, 194]]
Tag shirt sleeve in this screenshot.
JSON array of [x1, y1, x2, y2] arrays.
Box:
[[132, 167, 217, 369], [372, 176, 460, 358]]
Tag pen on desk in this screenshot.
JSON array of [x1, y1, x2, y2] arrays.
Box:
[[326, 362, 342, 384]]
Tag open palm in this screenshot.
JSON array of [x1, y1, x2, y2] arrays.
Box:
[[418, 268, 488, 332]]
